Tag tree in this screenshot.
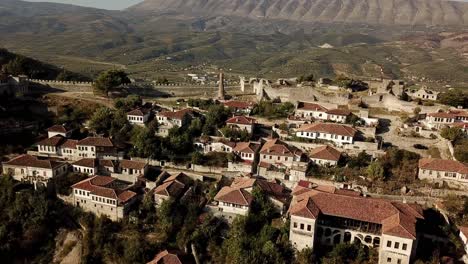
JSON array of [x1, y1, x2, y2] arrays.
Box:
[[93, 70, 130, 96], [295, 248, 315, 264], [454, 139, 468, 163], [366, 161, 385, 182], [89, 107, 114, 135], [114, 95, 142, 112], [439, 90, 468, 108], [440, 127, 465, 143], [413, 107, 421, 116]]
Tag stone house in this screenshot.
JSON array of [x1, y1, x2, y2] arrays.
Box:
[[213, 186, 253, 221], [296, 123, 357, 145], [155, 109, 195, 136], [76, 137, 122, 160], [418, 158, 468, 185], [259, 138, 304, 167], [127, 108, 151, 126], [154, 173, 192, 207], [223, 101, 254, 114], [288, 183, 424, 264], [225, 116, 256, 134], [114, 159, 149, 183], [309, 145, 342, 166], [71, 176, 137, 221], [2, 154, 68, 188], [409, 88, 439, 101]]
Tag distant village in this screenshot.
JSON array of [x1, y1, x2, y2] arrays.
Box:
[[1, 70, 468, 264]]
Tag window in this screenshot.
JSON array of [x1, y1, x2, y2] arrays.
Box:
[[307, 225, 311, 231], [397, 259, 401, 264], [387, 258, 391, 263], [387, 241, 391, 247], [293, 222, 297, 228], [300, 223, 304, 230], [394, 242, 399, 249], [402, 243, 407, 250]]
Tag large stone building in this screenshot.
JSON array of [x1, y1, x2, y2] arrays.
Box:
[[71, 176, 137, 221], [2, 154, 68, 188], [288, 183, 424, 264]]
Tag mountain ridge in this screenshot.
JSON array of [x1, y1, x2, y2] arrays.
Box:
[[130, 0, 468, 26]]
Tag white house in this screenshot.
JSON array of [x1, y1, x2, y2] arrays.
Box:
[[76, 137, 121, 160], [424, 110, 468, 130], [47, 125, 73, 138], [309, 145, 342, 166], [155, 109, 195, 136], [295, 102, 328, 121], [2, 154, 68, 188], [288, 183, 424, 264], [226, 116, 256, 134], [259, 138, 304, 167], [72, 158, 98, 175], [418, 158, 468, 185], [233, 142, 261, 162], [127, 108, 151, 125], [296, 123, 357, 145], [213, 186, 252, 221], [409, 88, 440, 101]]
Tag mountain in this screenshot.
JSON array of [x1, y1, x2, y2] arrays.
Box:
[[131, 0, 468, 27]]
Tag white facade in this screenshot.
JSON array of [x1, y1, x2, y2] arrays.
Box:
[[418, 168, 468, 184], [73, 164, 97, 175], [379, 234, 415, 264], [310, 157, 338, 166], [127, 113, 149, 125], [289, 215, 317, 250], [3, 163, 68, 188], [296, 131, 354, 145]]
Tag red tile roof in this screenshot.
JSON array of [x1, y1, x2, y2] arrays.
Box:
[[297, 102, 327, 112], [47, 125, 71, 133], [120, 160, 147, 170], [154, 173, 190, 198], [428, 110, 468, 119], [72, 176, 136, 204], [158, 109, 194, 120], [326, 109, 352, 116], [147, 250, 183, 264], [214, 186, 253, 206], [36, 135, 65, 147], [61, 139, 78, 149], [298, 123, 357, 137], [73, 158, 98, 168], [226, 116, 256, 125], [419, 158, 468, 174], [309, 145, 342, 161], [289, 186, 423, 239], [260, 138, 302, 157], [77, 137, 114, 147], [223, 101, 254, 109], [233, 142, 260, 154], [3, 154, 65, 169], [127, 108, 150, 116]]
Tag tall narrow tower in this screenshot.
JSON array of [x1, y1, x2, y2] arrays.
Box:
[[240, 76, 245, 93], [218, 72, 226, 100]]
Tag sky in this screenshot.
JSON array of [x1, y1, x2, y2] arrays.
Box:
[[25, 0, 145, 10]]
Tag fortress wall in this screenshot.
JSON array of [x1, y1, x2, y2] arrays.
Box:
[[262, 86, 351, 105]]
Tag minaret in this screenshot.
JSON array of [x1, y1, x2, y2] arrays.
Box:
[[218, 72, 226, 100], [240, 76, 245, 93]]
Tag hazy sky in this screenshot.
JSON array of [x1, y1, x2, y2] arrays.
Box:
[[25, 0, 145, 10], [24, 0, 468, 10]]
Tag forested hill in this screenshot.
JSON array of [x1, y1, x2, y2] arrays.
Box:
[[0, 49, 91, 81]]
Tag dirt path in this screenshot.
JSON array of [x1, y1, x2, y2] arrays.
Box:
[[48, 92, 115, 109]]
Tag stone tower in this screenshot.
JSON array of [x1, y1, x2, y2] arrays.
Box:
[[240, 76, 245, 93], [218, 72, 226, 100]]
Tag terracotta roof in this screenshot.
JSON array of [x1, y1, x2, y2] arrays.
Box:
[[294, 181, 360, 197], [36, 135, 65, 147], [158, 109, 194, 120], [224, 101, 254, 109], [73, 158, 98, 168], [451, 122, 468, 129], [155, 173, 190, 198], [214, 186, 253, 206], [419, 158, 468, 174], [100, 159, 115, 168], [289, 186, 424, 239], [226, 116, 256, 125], [309, 145, 342, 161], [260, 138, 302, 157], [120, 160, 147, 170], [61, 139, 78, 149], [326, 109, 352, 116], [3, 154, 65, 169], [297, 102, 328, 112], [127, 108, 150, 116], [233, 142, 260, 154], [47, 125, 71, 133], [147, 250, 183, 264], [72, 176, 136, 204], [428, 110, 468, 119], [77, 137, 114, 147], [298, 123, 357, 137]]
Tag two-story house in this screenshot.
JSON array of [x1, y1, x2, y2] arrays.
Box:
[[288, 183, 424, 264], [71, 176, 137, 221], [2, 154, 68, 188], [155, 109, 195, 136], [223, 101, 255, 114], [225, 116, 256, 134], [424, 110, 468, 130], [259, 138, 304, 167], [233, 141, 261, 162], [127, 108, 151, 126], [296, 123, 357, 145], [76, 137, 121, 160]]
